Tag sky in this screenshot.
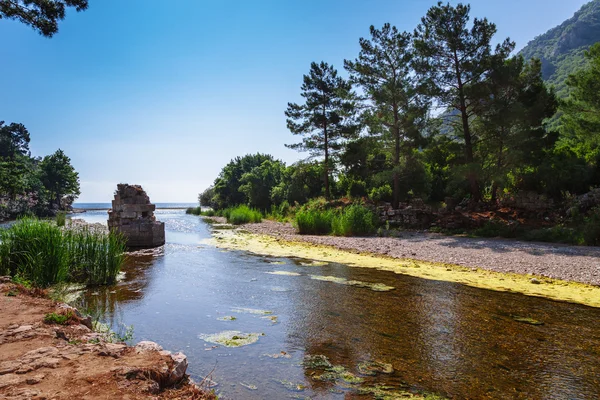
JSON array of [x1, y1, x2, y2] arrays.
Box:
[[0, 0, 590, 202]]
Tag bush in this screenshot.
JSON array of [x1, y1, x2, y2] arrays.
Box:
[[332, 204, 376, 237], [0, 218, 126, 287], [369, 185, 393, 203], [294, 208, 335, 235], [226, 205, 262, 225], [185, 206, 202, 215], [200, 209, 216, 217], [347, 179, 367, 198]]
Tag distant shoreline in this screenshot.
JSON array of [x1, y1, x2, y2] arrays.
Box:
[[72, 207, 192, 211]]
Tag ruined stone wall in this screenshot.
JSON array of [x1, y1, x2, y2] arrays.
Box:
[[107, 184, 165, 248]]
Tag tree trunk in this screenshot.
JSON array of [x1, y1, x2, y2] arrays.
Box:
[[323, 116, 330, 200], [392, 103, 400, 209], [453, 51, 480, 204]]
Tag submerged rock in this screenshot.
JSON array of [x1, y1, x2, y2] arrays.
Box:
[[198, 331, 263, 347], [309, 275, 395, 292], [357, 360, 394, 376], [511, 316, 544, 326]]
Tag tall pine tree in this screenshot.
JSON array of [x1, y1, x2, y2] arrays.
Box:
[[285, 61, 357, 199], [345, 24, 429, 208], [414, 2, 514, 203]]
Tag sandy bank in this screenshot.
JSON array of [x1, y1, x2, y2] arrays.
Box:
[[0, 278, 215, 399]]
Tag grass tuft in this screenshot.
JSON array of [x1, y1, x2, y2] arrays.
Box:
[[227, 205, 263, 225]]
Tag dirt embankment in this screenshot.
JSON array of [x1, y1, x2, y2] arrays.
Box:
[[0, 278, 215, 400]]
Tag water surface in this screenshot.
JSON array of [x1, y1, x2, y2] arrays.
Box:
[[77, 210, 600, 400]]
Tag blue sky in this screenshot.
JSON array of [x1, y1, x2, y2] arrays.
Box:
[[0, 0, 589, 202]]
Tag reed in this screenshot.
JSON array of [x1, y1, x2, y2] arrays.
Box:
[[0, 218, 126, 287], [185, 206, 202, 215], [227, 205, 263, 225]]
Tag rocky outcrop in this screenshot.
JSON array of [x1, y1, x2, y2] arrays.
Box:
[[108, 184, 165, 248]]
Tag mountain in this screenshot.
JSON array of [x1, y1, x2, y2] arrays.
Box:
[[520, 0, 600, 96]]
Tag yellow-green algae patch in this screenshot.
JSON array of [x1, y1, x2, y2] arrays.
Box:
[[216, 315, 237, 321], [198, 330, 263, 347], [231, 307, 273, 315], [266, 271, 301, 276], [358, 385, 446, 400], [309, 275, 395, 292], [206, 229, 600, 308]]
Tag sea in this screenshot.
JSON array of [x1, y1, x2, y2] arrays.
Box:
[[72, 203, 198, 210]]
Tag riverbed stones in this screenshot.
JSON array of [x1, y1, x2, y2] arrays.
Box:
[[107, 184, 165, 248]]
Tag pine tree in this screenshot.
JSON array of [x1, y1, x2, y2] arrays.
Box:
[[285, 61, 357, 199], [0, 0, 88, 37], [414, 2, 514, 203], [345, 23, 429, 208]]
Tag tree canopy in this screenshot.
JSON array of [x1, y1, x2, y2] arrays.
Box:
[[0, 0, 88, 37]]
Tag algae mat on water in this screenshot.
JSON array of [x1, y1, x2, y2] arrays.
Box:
[[205, 229, 600, 308]]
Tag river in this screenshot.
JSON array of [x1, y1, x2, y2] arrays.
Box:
[[74, 209, 600, 399]]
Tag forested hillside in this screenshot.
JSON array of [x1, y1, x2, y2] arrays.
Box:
[[520, 0, 600, 95]]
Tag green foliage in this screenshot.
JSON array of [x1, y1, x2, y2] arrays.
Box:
[[186, 206, 202, 215], [39, 149, 80, 208], [226, 205, 262, 225], [368, 184, 392, 203], [212, 153, 275, 210], [44, 311, 74, 325], [286, 61, 358, 198], [345, 23, 429, 207], [200, 209, 216, 217], [331, 204, 376, 237], [239, 159, 285, 210], [0, 218, 125, 287], [55, 211, 66, 226], [0, 0, 88, 37]]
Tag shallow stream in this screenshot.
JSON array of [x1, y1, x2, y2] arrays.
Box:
[[76, 210, 600, 399]]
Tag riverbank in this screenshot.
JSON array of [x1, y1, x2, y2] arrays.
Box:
[[206, 218, 600, 308], [0, 278, 216, 399]]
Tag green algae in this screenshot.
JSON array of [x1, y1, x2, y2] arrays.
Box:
[[216, 315, 236, 321], [357, 360, 394, 376], [269, 261, 286, 265], [266, 271, 301, 276], [302, 354, 333, 369], [511, 315, 544, 325], [261, 315, 278, 324], [310, 275, 395, 292], [313, 365, 364, 384], [198, 330, 263, 347], [240, 382, 258, 390], [262, 351, 291, 359], [299, 260, 328, 267], [277, 379, 306, 392], [358, 385, 446, 400]]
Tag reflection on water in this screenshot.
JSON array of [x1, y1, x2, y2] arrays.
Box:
[[77, 210, 600, 400]]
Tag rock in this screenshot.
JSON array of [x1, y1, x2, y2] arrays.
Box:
[[530, 278, 541, 284], [135, 341, 163, 353], [168, 352, 188, 384], [26, 374, 45, 385], [12, 325, 33, 334], [107, 184, 165, 248], [99, 343, 127, 358]]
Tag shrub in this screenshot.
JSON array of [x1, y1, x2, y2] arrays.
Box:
[[185, 206, 202, 215], [200, 209, 216, 217], [294, 208, 335, 235], [0, 218, 126, 287], [44, 311, 77, 325], [331, 204, 376, 237], [226, 205, 262, 225], [369, 185, 393, 203], [347, 179, 367, 198]]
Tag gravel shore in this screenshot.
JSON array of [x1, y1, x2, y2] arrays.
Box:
[[240, 220, 600, 286]]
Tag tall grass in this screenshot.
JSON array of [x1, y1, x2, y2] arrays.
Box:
[[56, 211, 67, 227], [295, 208, 335, 235], [227, 205, 262, 225], [0, 218, 126, 287], [331, 204, 376, 237], [294, 203, 376, 236], [185, 206, 202, 215]]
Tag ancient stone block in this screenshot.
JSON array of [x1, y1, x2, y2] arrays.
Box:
[[107, 184, 165, 248]]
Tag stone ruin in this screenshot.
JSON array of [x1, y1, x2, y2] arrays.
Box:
[[107, 184, 165, 248]]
